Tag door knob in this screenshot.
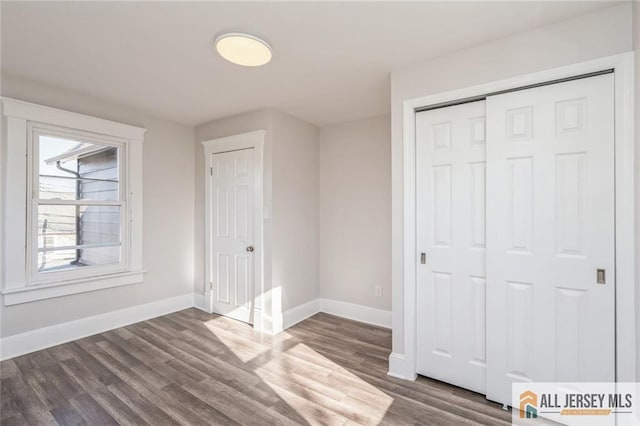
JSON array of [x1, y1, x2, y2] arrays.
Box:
[[246, 245, 254, 253]]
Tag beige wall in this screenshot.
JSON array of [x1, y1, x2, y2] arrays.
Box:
[[390, 3, 633, 360], [319, 115, 391, 310], [1, 75, 195, 337]]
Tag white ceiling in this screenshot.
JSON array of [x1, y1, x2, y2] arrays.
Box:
[[1, 1, 620, 127]]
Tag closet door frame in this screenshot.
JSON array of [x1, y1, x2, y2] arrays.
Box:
[[392, 52, 635, 385]]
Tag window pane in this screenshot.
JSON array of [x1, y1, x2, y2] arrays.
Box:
[[38, 246, 122, 272], [38, 249, 77, 272], [38, 205, 121, 250], [38, 135, 119, 201]]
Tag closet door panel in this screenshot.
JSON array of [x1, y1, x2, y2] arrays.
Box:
[[416, 100, 487, 394], [485, 74, 615, 405]]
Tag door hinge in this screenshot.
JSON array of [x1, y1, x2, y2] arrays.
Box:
[[210, 167, 213, 176], [209, 281, 214, 290], [420, 253, 426, 264]]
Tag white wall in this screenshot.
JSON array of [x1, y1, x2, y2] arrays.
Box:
[[390, 3, 633, 369], [1, 75, 195, 338], [319, 115, 391, 310]]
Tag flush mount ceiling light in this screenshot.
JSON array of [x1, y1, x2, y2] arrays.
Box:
[[215, 33, 272, 67]]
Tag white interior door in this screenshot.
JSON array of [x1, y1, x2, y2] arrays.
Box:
[[485, 74, 615, 404], [416, 100, 488, 394], [209, 148, 255, 324]]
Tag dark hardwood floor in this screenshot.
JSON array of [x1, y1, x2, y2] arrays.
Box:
[[0, 309, 511, 425]]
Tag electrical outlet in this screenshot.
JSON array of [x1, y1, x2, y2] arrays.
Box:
[[375, 286, 382, 297]]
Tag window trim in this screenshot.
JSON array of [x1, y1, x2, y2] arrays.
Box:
[[1, 98, 146, 305]]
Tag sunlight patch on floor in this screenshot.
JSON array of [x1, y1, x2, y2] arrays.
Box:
[[203, 324, 269, 362], [203, 316, 293, 362], [255, 342, 393, 425]]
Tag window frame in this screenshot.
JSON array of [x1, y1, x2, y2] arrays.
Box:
[[27, 122, 130, 285], [1, 98, 146, 305]]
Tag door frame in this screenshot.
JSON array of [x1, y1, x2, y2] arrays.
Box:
[[202, 130, 265, 328], [394, 52, 636, 384]]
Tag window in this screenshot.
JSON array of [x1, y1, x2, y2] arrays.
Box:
[[31, 125, 127, 282], [2, 98, 145, 305]]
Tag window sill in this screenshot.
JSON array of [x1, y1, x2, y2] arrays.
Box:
[[1, 270, 145, 306]]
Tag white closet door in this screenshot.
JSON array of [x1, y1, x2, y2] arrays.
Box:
[[485, 74, 615, 404], [416, 100, 488, 394]]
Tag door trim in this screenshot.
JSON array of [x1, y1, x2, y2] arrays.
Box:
[[393, 52, 636, 385], [202, 130, 266, 330]]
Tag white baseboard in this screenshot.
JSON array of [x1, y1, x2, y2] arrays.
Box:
[[319, 298, 391, 329], [283, 299, 320, 329], [0, 293, 193, 361], [282, 298, 391, 330], [388, 352, 417, 381]]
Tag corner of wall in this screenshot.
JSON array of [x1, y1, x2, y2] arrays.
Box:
[[270, 110, 320, 312]]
